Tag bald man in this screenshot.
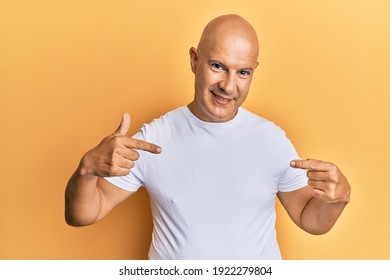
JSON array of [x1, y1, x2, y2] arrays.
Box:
[[65, 15, 351, 259]]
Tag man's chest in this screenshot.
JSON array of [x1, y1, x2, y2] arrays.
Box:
[[141, 135, 283, 207]]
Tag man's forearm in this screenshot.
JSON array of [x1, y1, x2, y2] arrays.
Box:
[[300, 197, 348, 235], [65, 163, 101, 227]]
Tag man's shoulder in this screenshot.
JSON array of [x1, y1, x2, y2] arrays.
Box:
[[148, 106, 187, 126], [239, 107, 283, 133], [139, 106, 186, 135]]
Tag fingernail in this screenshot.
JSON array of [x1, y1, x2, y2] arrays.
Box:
[[290, 161, 296, 167]]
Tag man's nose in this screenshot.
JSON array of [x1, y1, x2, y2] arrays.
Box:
[[218, 72, 236, 95]]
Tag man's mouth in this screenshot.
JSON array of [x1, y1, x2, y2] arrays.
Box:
[[211, 91, 233, 105]]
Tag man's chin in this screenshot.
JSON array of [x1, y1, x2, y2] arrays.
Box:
[[207, 107, 238, 123]]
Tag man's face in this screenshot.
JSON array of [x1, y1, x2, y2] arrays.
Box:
[[189, 35, 258, 123]]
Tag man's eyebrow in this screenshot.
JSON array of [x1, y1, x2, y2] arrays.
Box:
[[208, 60, 225, 67], [240, 67, 254, 72]]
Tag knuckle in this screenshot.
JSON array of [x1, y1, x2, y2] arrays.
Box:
[[111, 157, 120, 166], [328, 191, 336, 201], [108, 163, 117, 172], [111, 136, 124, 147], [110, 156, 124, 169], [330, 171, 340, 183], [136, 140, 143, 149], [111, 135, 120, 144], [112, 146, 122, 155], [327, 186, 337, 200], [105, 164, 116, 175], [108, 151, 117, 162], [330, 176, 339, 184], [329, 164, 337, 173]]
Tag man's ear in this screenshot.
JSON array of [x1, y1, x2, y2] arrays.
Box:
[[189, 47, 198, 73]]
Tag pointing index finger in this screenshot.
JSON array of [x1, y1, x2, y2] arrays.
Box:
[[290, 159, 324, 171], [124, 138, 162, 154], [136, 139, 162, 154]]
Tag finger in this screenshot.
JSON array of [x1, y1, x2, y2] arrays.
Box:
[[290, 159, 329, 171], [290, 159, 317, 170], [113, 112, 131, 136], [307, 179, 328, 190], [307, 170, 329, 181], [312, 187, 341, 203], [105, 154, 135, 171], [99, 162, 131, 177], [123, 138, 162, 154], [121, 147, 140, 161], [118, 158, 135, 170], [109, 166, 132, 177]]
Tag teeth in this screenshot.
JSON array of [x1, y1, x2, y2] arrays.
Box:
[[213, 93, 229, 101]]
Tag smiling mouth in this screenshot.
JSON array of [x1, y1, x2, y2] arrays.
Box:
[[211, 91, 234, 105]]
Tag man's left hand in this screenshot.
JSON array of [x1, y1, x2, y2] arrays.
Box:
[[290, 159, 351, 204]]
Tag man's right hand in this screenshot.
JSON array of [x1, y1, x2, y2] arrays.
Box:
[[79, 112, 161, 178]]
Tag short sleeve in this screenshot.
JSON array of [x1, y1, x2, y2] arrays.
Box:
[[277, 136, 308, 192], [103, 130, 145, 192]]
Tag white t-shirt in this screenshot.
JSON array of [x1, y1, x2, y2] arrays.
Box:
[[105, 106, 307, 259]]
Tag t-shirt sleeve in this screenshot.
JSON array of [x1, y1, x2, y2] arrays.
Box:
[[103, 130, 145, 192], [277, 135, 308, 192]]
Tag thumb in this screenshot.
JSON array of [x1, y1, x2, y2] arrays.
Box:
[[113, 112, 131, 135]]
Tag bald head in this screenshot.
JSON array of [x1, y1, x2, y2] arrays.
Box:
[[187, 15, 260, 123], [197, 14, 259, 61]]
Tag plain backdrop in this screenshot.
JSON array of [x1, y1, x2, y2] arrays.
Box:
[[1, 0, 389, 259]]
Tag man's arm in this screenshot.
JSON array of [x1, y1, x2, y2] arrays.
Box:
[[277, 159, 351, 235], [65, 113, 161, 227], [65, 171, 133, 226]]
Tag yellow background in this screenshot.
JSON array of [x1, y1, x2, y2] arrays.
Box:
[[1, 0, 389, 259]]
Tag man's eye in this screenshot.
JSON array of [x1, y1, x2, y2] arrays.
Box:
[[239, 70, 250, 76], [211, 63, 222, 70]]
